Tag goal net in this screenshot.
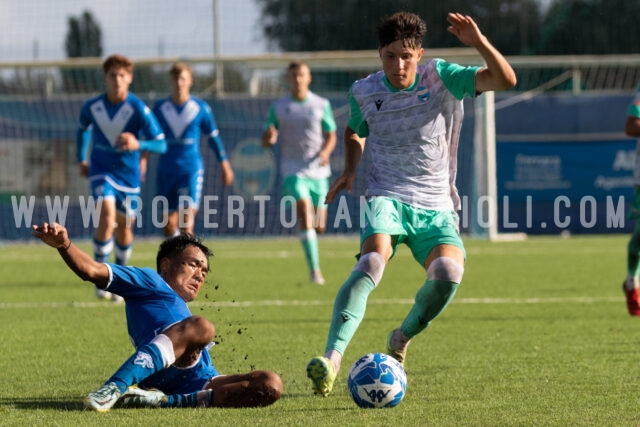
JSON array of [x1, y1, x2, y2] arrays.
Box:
[[1, 53, 639, 240]]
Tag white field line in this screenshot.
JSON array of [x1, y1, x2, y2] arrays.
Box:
[[0, 296, 621, 309]]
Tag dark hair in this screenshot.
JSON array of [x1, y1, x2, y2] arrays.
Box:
[[377, 12, 427, 49], [156, 233, 213, 271], [287, 61, 309, 72], [169, 61, 192, 79], [102, 54, 134, 74]]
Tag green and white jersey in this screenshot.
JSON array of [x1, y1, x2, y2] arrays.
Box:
[[627, 84, 640, 185], [348, 58, 479, 211], [265, 91, 337, 179]]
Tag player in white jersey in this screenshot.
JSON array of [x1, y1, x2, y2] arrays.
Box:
[[622, 83, 640, 315], [31, 221, 283, 412], [77, 54, 166, 302], [151, 62, 234, 237], [306, 11, 516, 397], [262, 61, 337, 285]]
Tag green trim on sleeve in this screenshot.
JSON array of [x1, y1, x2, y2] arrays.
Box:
[[264, 105, 278, 130], [628, 86, 640, 118], [435, 58, 480, 100], [322, 102, 337, 132], [346, 88, 369, 137]]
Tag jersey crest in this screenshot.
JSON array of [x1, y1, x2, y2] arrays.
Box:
[[90, 100, 134, 146], [160, 99, 200, 140]]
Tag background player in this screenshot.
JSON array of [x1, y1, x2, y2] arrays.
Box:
[[262, 61, 337, 285], [306, 11, 516, 396], [151, 62, 234, 237], [31, 221, 283, 411], [77, 54, 166, 302], [622, 82, 640, 316]]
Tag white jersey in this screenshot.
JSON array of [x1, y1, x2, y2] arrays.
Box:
[[265, 91, 337, 179], [348, 58, 479, 211]]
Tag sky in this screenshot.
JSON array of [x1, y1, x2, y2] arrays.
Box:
[[0, 0, 268, 61]]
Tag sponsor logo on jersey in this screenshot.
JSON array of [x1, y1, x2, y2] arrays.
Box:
[[417, 86, 430, 102]]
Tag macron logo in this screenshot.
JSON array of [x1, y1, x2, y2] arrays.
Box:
[[374, 99, 383, 111]]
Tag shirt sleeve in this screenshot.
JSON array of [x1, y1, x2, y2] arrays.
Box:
[[321, 101, 337, 132], [264, 104, 278, 130], [435, 58, 481, 100], [346, 87, 369, 137], [76, 103, 92, 162], [628, 85, 640, 118]]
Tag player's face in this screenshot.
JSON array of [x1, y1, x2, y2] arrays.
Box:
[[104, 66, 132, 102], [162, 245, 209, 302], [379, 40, 424, 90], [171, 70, 193, 99], [287, 65, 311, 97]]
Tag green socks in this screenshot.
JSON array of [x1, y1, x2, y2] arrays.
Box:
[[300, 229, 320, 272], [401, 279, 459, 338], [325, 271, 375, 355], [628, 228, 640, 277]]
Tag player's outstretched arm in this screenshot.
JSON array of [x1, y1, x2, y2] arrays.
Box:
[[446, 12, 516, 93], [31, 222, 110, 288]]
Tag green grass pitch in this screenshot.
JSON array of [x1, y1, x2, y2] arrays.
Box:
[[0, 234, 637, 426]]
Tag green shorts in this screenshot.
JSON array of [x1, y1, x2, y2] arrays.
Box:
[[360, 196, 465, 265], [282, 175, 329, 208]]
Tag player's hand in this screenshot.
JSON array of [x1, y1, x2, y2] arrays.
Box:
[[261, 125, 278, 147], [319, 150, 330, 167], [221, 161, 235, 186], [446, 12, 483, 47], [78, 162, 89, 178], [139, 156, 148, 182], [116, 132, 139, 151], [31, 222, 70, 250], [326, 172, 356, 204]]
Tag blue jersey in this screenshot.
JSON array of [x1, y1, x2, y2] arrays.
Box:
[[153, 96, 228, 175], [77, 93, 165, 189], [105, 264, 219, 394]]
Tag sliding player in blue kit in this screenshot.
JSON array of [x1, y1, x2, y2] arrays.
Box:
[[77, 54, 166, 302], [152, 62, 234, 237], [31, 221, 283, 412]]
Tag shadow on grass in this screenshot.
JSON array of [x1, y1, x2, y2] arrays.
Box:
[[0, 397, 84, 411]]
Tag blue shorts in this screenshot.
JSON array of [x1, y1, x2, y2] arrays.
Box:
[[89, 176, 140, 219], [157, 169, 204, 212], [281, 175, 329, 208], [138, 348, 219, 395], [360, 197, 465, 265]]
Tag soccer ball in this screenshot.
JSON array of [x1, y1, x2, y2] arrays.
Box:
[[347, 352, 407, 408]]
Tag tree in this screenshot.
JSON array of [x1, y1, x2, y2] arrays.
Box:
[[63, 10, 103, 93], [538, 0, 640, 54], [65, 10, 103, 58], [255, 0, 540, 55]]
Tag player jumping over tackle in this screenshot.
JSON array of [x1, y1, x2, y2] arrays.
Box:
[[306, 11, 516, 396]]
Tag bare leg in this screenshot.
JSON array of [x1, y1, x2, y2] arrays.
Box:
[[205, 371, 283, 408]]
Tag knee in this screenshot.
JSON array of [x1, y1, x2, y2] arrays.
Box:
[[254, 370, 283, 405], [185, 315, 215, 343], [426, 257, 464, 283]]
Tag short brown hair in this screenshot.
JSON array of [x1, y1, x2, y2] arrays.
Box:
[[287, 61, 309, 73], [169, 62, 193, 79], [378, 12, 426, 50], [102, 54, 134, 74]]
